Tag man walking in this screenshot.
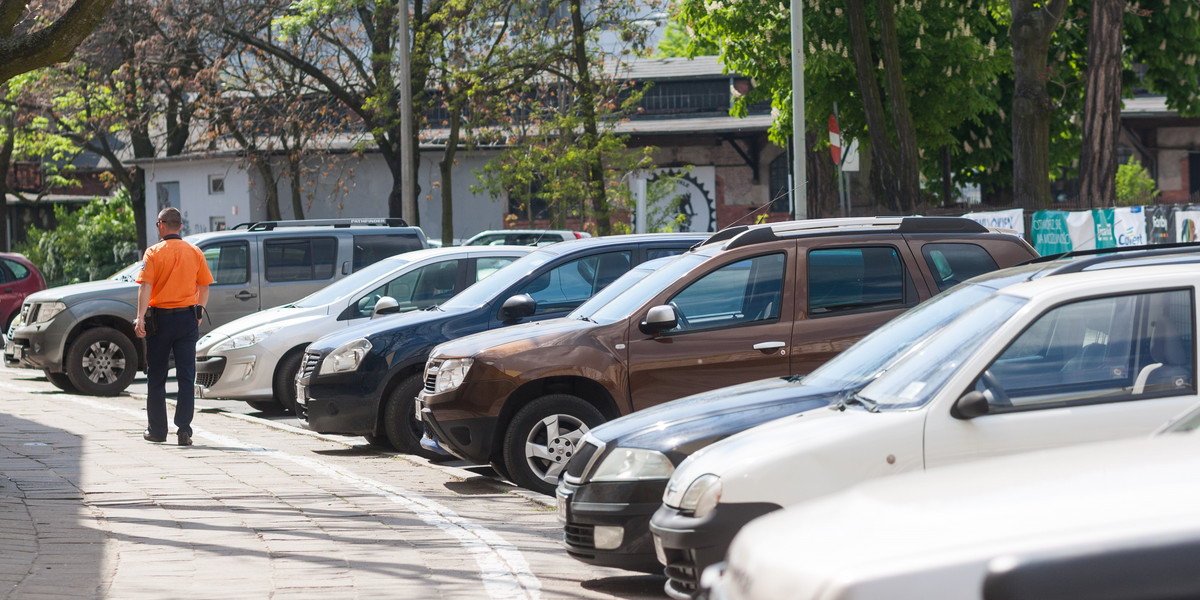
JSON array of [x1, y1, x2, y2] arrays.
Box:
[[134, 207, 213, 446]]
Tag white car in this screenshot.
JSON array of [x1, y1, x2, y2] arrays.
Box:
[[461, 229, 590, 246], [193, 246, 530, 418], [701, 405, 1200, 600], [650, 250, 1200, 598]]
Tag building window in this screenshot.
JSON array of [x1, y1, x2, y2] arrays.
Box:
[[209, 175, 225, 194], [768, 153, 791, 213]]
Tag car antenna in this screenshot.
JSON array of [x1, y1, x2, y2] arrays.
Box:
[[688, 191, 787, 251]]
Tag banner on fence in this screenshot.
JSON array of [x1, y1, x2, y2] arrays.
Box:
[[1145, 205, 1175, 244], [1112, 207, 1147, 247], [1175, 209, 1200, 242], [962, 208, 1025, 236], [1031, 211, 1073, 255]]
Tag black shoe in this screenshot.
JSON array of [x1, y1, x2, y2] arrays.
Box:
[[178, 431, 193, 446], [143, 430, 166, 443]]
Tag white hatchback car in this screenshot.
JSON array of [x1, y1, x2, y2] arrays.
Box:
[[193, 246, 530, 419], [650, 249, 1200, 598], [701, 406, 1200, 600]]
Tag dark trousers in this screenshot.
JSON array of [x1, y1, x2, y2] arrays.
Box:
[[145, 310, 199, 437]]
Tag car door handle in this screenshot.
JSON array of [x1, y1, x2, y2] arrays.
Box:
[[234, 290, 258, 300], [753, 341, 786, 351]]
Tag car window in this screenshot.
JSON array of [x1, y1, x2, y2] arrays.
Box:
[[349, 260, 461, 318], [976, 289, 1195, 410], [4, 259, 29, 281], [648, 247, 689, 260], [474, 257, 517, 281], [921, 243, 1000, 292], [516, 251, 632, 316], [203, 242, 250, 285], [808, 246, 913, 315], [353, 234, 424, 270], [265, 237, 337, 282], [666, 253, 786, 333], [464, 234, 507, 246], [0, 262, 10, 283]]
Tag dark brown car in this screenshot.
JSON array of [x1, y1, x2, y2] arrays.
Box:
[[418, 217, 1038, 494]]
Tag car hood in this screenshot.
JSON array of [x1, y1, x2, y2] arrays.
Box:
[[585, 377, 846, 463], [25, 279, 137, 305], [720, 434, 1200, 600], [307, 305, 472, 352], [433, 317, 598, 358], [197, 304, 329, 350]]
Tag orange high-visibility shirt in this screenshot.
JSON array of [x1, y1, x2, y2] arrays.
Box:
[[136, 238, 214, 308]]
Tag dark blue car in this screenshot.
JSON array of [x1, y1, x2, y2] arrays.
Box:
[[295, 233, 707, 456]]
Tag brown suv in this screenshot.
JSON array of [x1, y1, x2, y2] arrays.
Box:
[[418, 217, 1037, 494]]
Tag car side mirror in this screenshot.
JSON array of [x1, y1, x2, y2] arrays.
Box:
[[500, 294, 537, 321], [372, 296, 400, 319], [951, 391, 990, 420], [640, 305, 678, 335]]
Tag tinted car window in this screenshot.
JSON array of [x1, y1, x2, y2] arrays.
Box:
[[203, 243, 250, 285], [265, 238, 337, 282], [808, 247, 908, 315], [4, 259, 29, 281], [667, 253, 785, 332], [922, 243, 1000, 292], [518, 251, 632, 315], [349, 260, 461, 318], [353, 234, 425, 270], [979, 289, 1195, 408]]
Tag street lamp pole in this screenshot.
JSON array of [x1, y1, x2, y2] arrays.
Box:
[[399, 0, 417, 225], [790, 0, 807, 220]]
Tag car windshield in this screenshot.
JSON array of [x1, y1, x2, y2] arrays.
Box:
[[291, 257, 412, 308], [439, 247, 558, 309], [569, 256, 678, 320], [109, 261, 143, 282], [858, 292, 1027, 409], [584, 252, 710, 324], [803, 283, 1008, 391]]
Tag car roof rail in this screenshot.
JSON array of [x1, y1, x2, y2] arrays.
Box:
[[244, 218, 410, 231], [717, 216, 988, 251], [1029, 242, 1200, 275]]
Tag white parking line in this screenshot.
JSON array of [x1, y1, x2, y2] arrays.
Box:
[[1, 380, 542, 600]]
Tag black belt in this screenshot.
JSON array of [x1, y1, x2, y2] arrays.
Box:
[[150, 306, 195, 314]]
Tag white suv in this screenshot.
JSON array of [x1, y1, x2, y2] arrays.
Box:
[[650, 246, 1200, 599]]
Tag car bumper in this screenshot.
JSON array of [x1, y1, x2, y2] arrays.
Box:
[[650, 502, 781, 600], [557, 477, 669, 573], [417, 379, 515, 465], [7, 320, 69, 371], [296, 370, 381, 436], [194, 351, 274, 401]]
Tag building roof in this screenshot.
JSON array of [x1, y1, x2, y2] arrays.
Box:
[[1121, 95, 1176, 118], [618, 56, 730, 81]]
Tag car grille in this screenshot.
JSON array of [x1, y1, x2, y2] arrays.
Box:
[[300, 350, 322, 379], [21, 303, 35, 324], [564, 523, 595, 550], [663, 548, 701, 597], [423, 359, 441, 393], [565, 440, 600, 480], [195, 371, 221, 387]]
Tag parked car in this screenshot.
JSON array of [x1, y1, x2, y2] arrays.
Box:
[[700, 404, 1200, 600], [0, 252, 47, 340], [5, 218, 427, 396], [649, 245, 1200, 598], [423, 216, 1036, 495], [296, 233, 708, 454], [194, 246, 530, 415], [462, 229, 591, 246]]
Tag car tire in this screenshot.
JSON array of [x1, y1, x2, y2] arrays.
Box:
[[272, 349, 304, 414], [65, 327, 138, 396], [364, 431, 394, 450], [245, 399, 282, 413], [383, 374, 439, 458], [44, 370, 78, 393], [503, 394, 604, 495]]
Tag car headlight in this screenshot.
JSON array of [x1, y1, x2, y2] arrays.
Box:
[[433, 358, 474, 393], [590, 448, 674, 482], [32, 301, 66, 324], [672, 474, 723, 519], [210, 326, 280, 353], [319, 338, 373, 374]]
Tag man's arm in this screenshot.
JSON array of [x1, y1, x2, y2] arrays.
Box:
[[135, 281, 152, 338], [197, 285, 210, 324]]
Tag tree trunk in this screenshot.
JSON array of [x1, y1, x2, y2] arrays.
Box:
[[288, 153, 305, 220], [569, 0, 610, 235], [1010, 0, 1068, 209], [805, 130, 837, 218], [1079, 0, 1124, 208], [0, 110, 12, 252], [439, 104, 462, 245], [875, 0, 921, 213], [941, 146, 954, 208], [844, 0, 903, 212]]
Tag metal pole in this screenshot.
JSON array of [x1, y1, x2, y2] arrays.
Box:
[[635, 176, 647, 234], [790, 0, 807, 219], [399, 0, 417, 225]]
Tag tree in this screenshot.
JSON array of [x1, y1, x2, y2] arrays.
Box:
[[16, 187, 137, 286], [1077, 0, 1122, 207], [1114, 155, 1157, 206], [0, 0, 115, 84]]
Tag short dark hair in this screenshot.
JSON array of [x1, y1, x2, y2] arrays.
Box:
[[157, 207, 182, 226]]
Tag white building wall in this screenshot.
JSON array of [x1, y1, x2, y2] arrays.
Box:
[[141, 158, 252, 243]]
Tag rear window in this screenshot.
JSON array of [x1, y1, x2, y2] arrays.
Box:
[[265, 237, 337, 282], [353, 234, 425, 270], [808, 246, 912, 315], [4, 259, 30, 281], [921, 243, 999, 292]]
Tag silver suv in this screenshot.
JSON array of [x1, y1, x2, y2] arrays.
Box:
[[4, 218, 427, 396]]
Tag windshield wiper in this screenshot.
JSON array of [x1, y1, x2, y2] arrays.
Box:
[[575, 315, 596, 323], [831, 393, 879, 413]]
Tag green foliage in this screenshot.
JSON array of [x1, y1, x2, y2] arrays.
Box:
[[16, 189, 139, 287], [655, 17, 718, 58], [1114, 156, 1159, 206]]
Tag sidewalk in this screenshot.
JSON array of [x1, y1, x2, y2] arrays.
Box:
[[0, 370, 663, 600]]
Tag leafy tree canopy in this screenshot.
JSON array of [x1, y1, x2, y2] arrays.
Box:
[[17, 188, 137, 286]]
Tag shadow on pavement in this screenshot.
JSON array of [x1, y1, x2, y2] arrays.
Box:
[[582, 574, 669, 598]]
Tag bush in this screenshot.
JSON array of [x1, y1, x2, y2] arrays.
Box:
[[1115, 157, 1159, 207], [17, 189, 139, 287]]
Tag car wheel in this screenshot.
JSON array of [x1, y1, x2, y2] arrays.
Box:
[[44, 370, 78, 393], [245, 399, 282, 413], [503, 394, 604, 495], [272, 349, 304, 414], [65, 327, 138, 396], [383, 374, 439, 458], [364, 431, 394, 450]]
